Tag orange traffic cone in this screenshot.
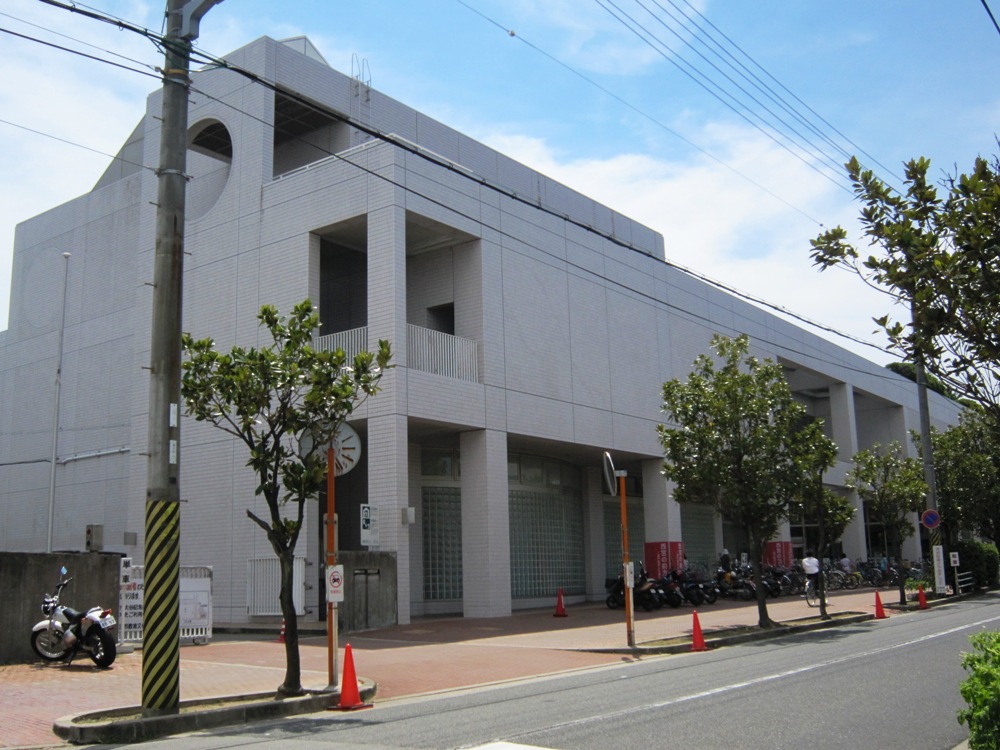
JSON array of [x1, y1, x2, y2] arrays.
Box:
[[691, 610, 708, 652], [553, 588, 568, 617], [277, 619, 286, 644], [918, 584, 929, 610], [874, 591, 888, 619], [334, 643, 372, 711]]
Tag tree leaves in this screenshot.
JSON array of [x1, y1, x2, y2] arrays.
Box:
[[811, 151, 1000, 426], [181, 299, 392, 694], [659, 334, 840, 627]]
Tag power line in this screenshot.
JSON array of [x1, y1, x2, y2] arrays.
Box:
[[12, 1, 895, 361], [982, 0, 1000, 37], [452, 0, 828, 225], [0, 8, 159, 73], [663, 0, 904, 186], [594, 0, 854, 189], [0, 116, 154, 173], [0, 24, 157, 77]]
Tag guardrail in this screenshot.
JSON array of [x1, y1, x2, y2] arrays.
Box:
[[956, 570, 976, 593]]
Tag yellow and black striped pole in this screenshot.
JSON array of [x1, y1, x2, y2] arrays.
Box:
[[140, 0, 222, 717], [142, 500, 180, 713]]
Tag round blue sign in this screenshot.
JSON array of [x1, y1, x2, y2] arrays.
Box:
[[921, 509, 941, 529]]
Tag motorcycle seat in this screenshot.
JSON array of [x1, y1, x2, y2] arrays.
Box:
[[62, 607, 84, 623]]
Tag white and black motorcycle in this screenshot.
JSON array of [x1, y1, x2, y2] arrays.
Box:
[[31, 567, 117, 668]]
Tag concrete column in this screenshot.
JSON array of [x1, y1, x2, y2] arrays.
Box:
[[365, 194, 410, 623], [460, 429, 510, 618], [830, 383, 866, 560], [582, 466, 608, 599], [367, 414, 410, 624], [406, 443, 423, 619], [641, 459, 677, 542], [367, 201, 407, 368]]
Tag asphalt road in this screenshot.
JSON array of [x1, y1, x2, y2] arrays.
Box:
[[87, 597, 997, 750]]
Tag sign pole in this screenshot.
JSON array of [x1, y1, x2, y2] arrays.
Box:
[[603, 451, 634, 648], [326, 444, 338, 691], [619, 470, 635, 648]]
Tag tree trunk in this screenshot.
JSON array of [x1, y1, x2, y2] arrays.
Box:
[[751, 538, 773, 628], [277, 549, 303, 695]]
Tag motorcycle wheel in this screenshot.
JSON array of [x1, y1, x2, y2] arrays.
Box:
[[666, 590, 683, 608], [688, 589, 705, 606], [85, 628, 117, 669], [702, 587, 718, 604], [31, 628, 67, 662], [606, 594, 621, 609]]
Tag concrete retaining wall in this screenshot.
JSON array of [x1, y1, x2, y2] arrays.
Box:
[[337, 551, 397, 632], [1, 552, 122, 664]]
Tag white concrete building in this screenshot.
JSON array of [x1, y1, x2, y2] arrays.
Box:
[[0, 36, 962, 625]]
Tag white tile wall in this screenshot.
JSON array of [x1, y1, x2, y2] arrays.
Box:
[[0, 34, 965, 610]]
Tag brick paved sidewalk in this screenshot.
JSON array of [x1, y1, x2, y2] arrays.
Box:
[[0, 589, 890, 748]]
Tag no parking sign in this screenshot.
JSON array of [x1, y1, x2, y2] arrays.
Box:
[[326, 564, 344, 603]]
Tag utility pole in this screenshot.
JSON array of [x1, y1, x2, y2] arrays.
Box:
[[142, 0, 222, 717]]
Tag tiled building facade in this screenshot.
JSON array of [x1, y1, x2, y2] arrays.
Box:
[[0, 36, 962, 625]]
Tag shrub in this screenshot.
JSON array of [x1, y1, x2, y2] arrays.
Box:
[[953, 540, 1000, 589], [959, 630, 1000, 748]]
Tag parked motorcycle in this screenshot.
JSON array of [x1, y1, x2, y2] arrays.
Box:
[[606, 562, 663, 611], [716, 566, 756, 600], [652, 576, 684, 608], [31, 567, 117, 668], [665, 569, 715, 606]]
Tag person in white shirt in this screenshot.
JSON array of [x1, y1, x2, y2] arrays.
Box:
[[802, 550, 820, 591]]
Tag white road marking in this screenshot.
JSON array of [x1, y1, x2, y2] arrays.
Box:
[[503, 612, 1000, 741]]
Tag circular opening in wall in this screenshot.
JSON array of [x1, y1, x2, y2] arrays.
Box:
[[186, 119, 232, 221]]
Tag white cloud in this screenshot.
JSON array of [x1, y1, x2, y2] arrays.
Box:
[[0, 0, 160, 330], [0, 2, 899, 374]]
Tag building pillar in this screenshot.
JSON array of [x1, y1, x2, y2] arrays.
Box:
[[582, 466, 607, 599], [460, 429, 510, 618], [367, 200, 407, 368], [366, 192, 410, 623], [641, 459, 677, 542], [830, 383, 866, 560], [366, 414, 410, 624]]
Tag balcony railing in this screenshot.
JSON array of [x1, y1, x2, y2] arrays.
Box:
[[314, 325, 479, 383]]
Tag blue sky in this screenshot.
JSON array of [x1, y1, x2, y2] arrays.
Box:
[[2, 0, 998, 364]]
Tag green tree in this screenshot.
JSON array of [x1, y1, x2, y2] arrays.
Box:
[[810, 153, 1000, 425], [658, 334, 836, 628], [929, 410, 1000, 545], [181, 300, 391, 695], [846, 441, 927, 605]]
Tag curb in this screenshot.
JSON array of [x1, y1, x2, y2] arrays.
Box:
[[53, 678, 377, 745], [581, 611, 875, 655]]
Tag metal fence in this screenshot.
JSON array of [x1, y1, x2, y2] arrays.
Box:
[[119, 565, 213, 644], [246, 556, 307, 616], [314, 325, 479, 383]]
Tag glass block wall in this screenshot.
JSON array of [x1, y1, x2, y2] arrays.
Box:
[[509, 488, 585, 598], [422, 486, 463, 600], [603, 497, 646, 582]]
